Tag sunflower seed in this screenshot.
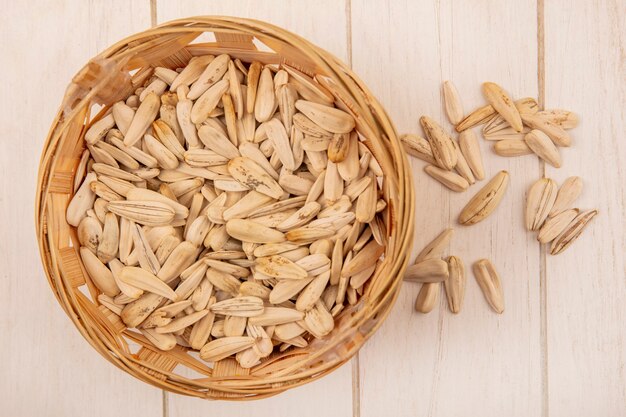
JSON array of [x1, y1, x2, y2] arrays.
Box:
[[295, 100, 355, 134], [227, 156, 283, 199], [200, 336, 256, 362], [424, 165, 469, 192], [473, 259, 504, 313], [521, 113, 571, 147], [443, 256, 465, 314], [455, 104, 496, 132], [404, 258, 449, 283], [210, 296, 264, 317], [458, 130, 485, 180], [550, 209, 598, 255], [106, 200, 175, 227], [400, 133, 436, 165], [414, 283, 439, 314], [536, 109, 579, 129], [492, 139, 533, 157], [538, 208, 580, 243], [525, 178, 558, 231], [458, 171, 509, 225], [80, 247, 119, 297], [254, 67, 276, 122], [420, 116, 458, 170], [119, 267, 177, 301], [123, 92, 160, 147], [442, 81, 464, 124], [482, 82, 523, 132], [550, 176, 583, 217], [525, 129, 562, 168], [188, 54, 229, 100]]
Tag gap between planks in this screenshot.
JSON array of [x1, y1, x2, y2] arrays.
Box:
[[536, 0, 549, 416]]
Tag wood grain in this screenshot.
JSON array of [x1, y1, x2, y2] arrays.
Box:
[[351, 1, 542, 416], [0, 1, 162, 417], [544, 1, 626, 415], [155, 1, 354, 415], [0, 1, 624, 415]]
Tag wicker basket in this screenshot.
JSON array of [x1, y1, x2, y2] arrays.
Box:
[[35, 16, 414, 400]]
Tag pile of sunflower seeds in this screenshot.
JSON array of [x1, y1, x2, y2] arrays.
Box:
[[67, 53, 388, 366], [401, 80, 596, 314]]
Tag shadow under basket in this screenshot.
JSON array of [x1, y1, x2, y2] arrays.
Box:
[[35, 16, 414, 400]]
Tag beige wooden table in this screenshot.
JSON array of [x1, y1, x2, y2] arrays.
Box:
[[1, 1, 624, 416]]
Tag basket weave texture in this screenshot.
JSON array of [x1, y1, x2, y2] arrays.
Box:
[[35, 16, 414, 400]]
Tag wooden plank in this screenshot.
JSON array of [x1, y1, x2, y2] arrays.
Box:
[[155, 1, 354, 415], [351, 1, 542, 416], [0, 1, 162, 416], [544, 1, 626, 415]]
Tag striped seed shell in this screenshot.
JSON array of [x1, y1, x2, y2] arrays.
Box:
[[420, 116, 458, 170], [255, 255, 308, 279], [199, 336, 255, 362], [170, 55, 214, 91], [455, 104, 496, 132], [458, 171, 509, 225], [525, 130, 562, 168], [210, 296, 264, 317], [198, 124, 240, 159], [550, 209, 598, 255], [187, 54, 229, 100], [550, 176, 583, 216], [276, 202, 321, 231], [525, 178, 558, 231], [106, 200, 175, 227], [400, 133, 436, 165], [536, 109, 579, 129], [521, 113, 571, 147], [443, 256, 465, 314], [538, 209, 580, 244], [227, 157, 284, 199], [482, 82, 523, 132], [295, 100, 355, 134], [473, 259, 504, 313], [85, 114, 115, 145]]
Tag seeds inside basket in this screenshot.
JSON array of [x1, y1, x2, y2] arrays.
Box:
[[68, 53, 389, 368]]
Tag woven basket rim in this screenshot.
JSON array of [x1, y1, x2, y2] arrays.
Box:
[[35, 16, 415, 400]]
